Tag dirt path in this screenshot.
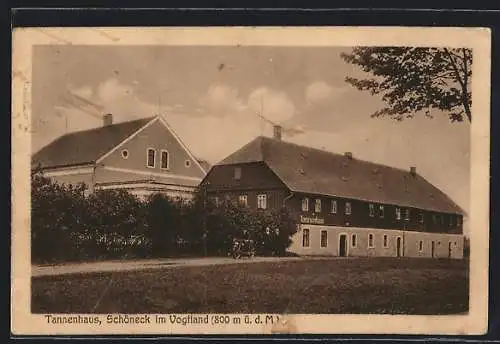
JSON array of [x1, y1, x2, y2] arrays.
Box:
[[31, 256, 307, 277]]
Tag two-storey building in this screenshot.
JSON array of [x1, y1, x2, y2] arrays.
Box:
[[200, 126, 465, 259], [32, 114, 208, 200]]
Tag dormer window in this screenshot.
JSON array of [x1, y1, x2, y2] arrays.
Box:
[[161, 150, 169, 170], [147, 148, 156, 168], [234, 166, 242, 180]]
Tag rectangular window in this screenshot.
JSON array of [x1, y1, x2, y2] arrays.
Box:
[[238, 195, 248, 207], [404, 208, 410, 221], [449, 215, 453, 227], [315, 199, 322, 213], [369, 203, 375, 217], [213, 196, 220, 207], [160, 150, 169, 169], [331, 200, 337, 213], [457, 216, 462, 225], [302, 197, 309, 212], [419, 213, 425, 224], [234, 167, 242, 180], [302, 228, 310, 247], [383, 235, 388, 248], [351, 234, 357, 247], [320, 230, 328, 248], [432, 214, 437, 224], [257, 194, 267, 209], [395, 207, 401, 220], [419, 240, 424, 251], [147, 148, 156, 168], [345, 202, 352, 215], [379, 205, 385, 218], [368, 233, 374, 248]]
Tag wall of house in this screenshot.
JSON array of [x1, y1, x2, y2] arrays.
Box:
[[202, 162, 286, 191], [100, 119, 206, 179], [94, 167, 200, 188], [289, 224, 464, 259], [286, 193, 463, 234], [208, 188, 289, 210]]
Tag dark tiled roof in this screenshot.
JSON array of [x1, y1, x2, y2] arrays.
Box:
[[218, 136, 464, 214], [32, 116, 155, 168], [196, 159, 212, 173]]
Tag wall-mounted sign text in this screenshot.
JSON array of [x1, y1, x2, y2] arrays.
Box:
[[300, 215, 325, 225]]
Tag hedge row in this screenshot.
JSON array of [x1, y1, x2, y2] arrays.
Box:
[[31, 170, 297, 264]]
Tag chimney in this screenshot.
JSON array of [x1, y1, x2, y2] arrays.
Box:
[[410, 166, 417, 176], [103, 113, 113, 126], [273, 125, 282, 141], [344, 152, 353, 160]]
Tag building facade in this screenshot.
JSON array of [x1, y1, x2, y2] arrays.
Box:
[[200, 127, 465, 259], [32, 114, 208, 200]]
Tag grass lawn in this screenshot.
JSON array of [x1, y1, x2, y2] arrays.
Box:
[[31, 257, 469, 314]]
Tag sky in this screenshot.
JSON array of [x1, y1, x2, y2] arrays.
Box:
[[31, 45, 471, 233]]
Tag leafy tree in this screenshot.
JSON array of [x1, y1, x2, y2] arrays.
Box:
[[341, 47, 472, 122], [31, 168, 88, 262], [145, 193, 184, 257], [86, 189, 147, 257]]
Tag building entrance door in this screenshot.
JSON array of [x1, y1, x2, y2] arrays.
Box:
[[431, 241, 436, 258], [339, 234, 347, 257], [396, 237, 403, 257]]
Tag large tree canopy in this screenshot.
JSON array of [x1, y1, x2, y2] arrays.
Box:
[[341, 47, 472, 122]]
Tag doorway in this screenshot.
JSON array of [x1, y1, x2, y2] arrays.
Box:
[[339, 234, 348, 257], [448, 242, 452, 258], [396, 237, 403, 257], [431, 241, 436, 258]]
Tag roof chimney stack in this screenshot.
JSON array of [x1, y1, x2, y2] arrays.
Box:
[[410, 166, 417, 176], [273, 125, 282, 141], [103, 113, 113, 126], [344, 152, 353, 160]]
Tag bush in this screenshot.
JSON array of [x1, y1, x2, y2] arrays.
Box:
[[30, 170, 298, 263]]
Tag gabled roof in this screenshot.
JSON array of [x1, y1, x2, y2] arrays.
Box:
[[217, 136, 464, 215], [32, 116, 155, 168]]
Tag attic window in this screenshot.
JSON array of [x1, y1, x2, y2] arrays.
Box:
[[147, 148, 156, 168], [161, 150, 170, 170], [121, 149, 129, 159], [234, 166, 242, 180]]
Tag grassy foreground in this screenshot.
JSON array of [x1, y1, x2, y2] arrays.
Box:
[[32, 257, 468, 314]]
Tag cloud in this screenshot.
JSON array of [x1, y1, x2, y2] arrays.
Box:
[[69, 85, 93, 99], [247, 87, 295, 124], [306, 81, 334, 104], [199, 84, 246, 116]]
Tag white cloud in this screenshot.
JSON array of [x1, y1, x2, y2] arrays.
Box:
[[69, 85, 93, 99], [199, 84, 246, 116], [247, 87, 295, 124], [306, 81, 334, 103], [305, 81, 350, 105]]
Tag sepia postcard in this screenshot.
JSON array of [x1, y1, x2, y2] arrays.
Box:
[[11, 26, 491, 335]]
